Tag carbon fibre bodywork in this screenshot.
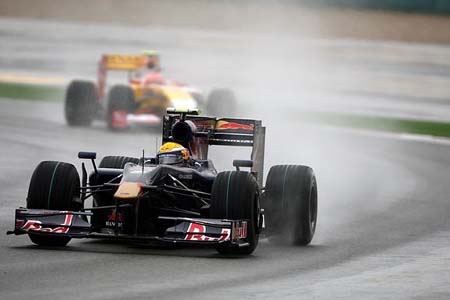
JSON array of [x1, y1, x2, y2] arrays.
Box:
[[8, 110, 265, 250], [10, 209, 248, 246]]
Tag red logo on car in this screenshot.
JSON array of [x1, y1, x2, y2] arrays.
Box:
[[20, 214, 73, 234], [232, 221, 247, 239], [107, 213, 123, 222], [184, 223, 230, 241], [217, 121, 254, 131]]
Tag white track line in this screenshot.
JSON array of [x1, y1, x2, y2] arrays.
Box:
[[321, 125, 450, 146], [0, 73, 66, 85]]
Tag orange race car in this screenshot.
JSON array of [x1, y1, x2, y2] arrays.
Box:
[[64, 51, 236, 129]]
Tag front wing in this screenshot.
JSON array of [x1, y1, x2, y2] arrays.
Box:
[[8, 209, 249, 246]]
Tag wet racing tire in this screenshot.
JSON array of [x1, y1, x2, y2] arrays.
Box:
[[206, 88, 237, 117], [263, 165, 318, 245], [106, 85, 135, 130], [26, 161, 82, 246], [98, 156, 140, 169], [210, 171, 260, 255], [65, 80, 97, 126]]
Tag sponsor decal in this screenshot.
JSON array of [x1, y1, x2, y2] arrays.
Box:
[[106, 213, 123, 222], [193, 120, 215, 130], [105, 211, 123, 228], [216, 121, 254, 131], [20, 213, 73, 234], [178, 174, 193, 180], [232, 221, 247, 239], [104, 54, 147, 70], [15, 219, 24, 229], [184, 223, 230, 241]]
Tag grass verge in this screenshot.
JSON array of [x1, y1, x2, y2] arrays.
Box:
[[0, 82, 65, 101], [0, 81, 449, 139], [303, 112, 450, 139]]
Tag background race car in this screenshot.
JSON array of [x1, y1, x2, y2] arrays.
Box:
[[64, 52, 237, 129]]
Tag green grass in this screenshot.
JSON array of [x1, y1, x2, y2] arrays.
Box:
[[0, 82, 65, 101], [303, 112, 450, 139], [0, 81, 449, 139]]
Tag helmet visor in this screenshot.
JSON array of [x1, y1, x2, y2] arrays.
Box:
[[158, 153, 184, 165]]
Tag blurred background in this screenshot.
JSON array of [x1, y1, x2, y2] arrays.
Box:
[[1, 0, 450, 129]]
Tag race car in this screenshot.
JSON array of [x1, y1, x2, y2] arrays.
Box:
[[8, 109, 318, 255], [64, 51, 237, 129]]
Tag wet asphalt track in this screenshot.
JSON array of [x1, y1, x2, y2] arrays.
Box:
[[1, 18, 450, 299]]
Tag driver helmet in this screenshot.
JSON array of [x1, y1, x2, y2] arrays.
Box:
[[157, 142, 189, 165], [142, 50, 161, 71]]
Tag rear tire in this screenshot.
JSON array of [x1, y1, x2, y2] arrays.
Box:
[[26, 161, 82, 246], [106, 85, 135, 130], [65, 80, 97, 126], [206, 88, 237, 117], [263, 165, 318, 245], [210, 171, 260, 255]]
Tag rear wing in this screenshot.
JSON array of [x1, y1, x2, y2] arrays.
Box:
[[97, 54, 148, 99], [162, 113, 266, 185], [100, 54, 147, 70]]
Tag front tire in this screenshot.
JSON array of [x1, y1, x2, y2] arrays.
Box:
[[210, 171, 260, 255], [26, 161, 82, 246], [106, 85, 135, 130], [263, 165, 318, 245]]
